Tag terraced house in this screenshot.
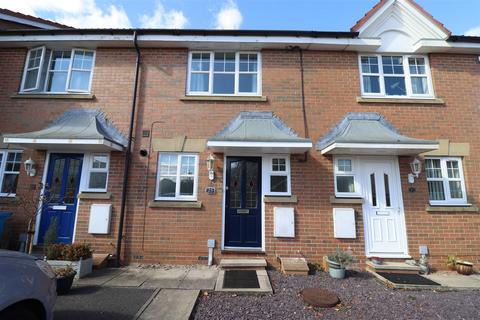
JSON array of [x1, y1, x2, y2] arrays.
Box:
[[0, 0, 479, 270]]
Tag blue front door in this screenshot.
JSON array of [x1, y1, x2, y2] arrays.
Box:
[[38, 153, 83, 244], [225, 157, 262, 248]]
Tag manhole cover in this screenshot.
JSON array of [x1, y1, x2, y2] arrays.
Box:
[[223, 270, 260, 289], [377, 272, 440, 286], [301, 288, 340, 308]]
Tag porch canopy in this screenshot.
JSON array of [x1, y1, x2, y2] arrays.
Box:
[[316, 113, 439, 155], [207, 112, 312, 153], [3, 109, 127, 151]]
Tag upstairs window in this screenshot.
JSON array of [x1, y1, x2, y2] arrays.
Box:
[[359, 54, 433, 98], [0, 150, 23, 196], [21, 47, 95, 93], [188, 51, 261, 96], [425, 157, 467, 205]]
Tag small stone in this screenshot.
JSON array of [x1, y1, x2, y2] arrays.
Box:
[[301, 288, 340, 308]]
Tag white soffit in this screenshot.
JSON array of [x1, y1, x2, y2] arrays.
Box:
[[357, 0, 450, 53]]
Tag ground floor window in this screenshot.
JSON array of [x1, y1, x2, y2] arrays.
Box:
[[334, 156, 361, 197], [82, 153, 110, 192], [156, 153, 199, 201], [425, 157, 467, 205], [264, 155, 291, 196], [0, 150, 23, 196]]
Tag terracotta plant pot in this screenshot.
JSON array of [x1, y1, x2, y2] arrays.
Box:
[[456, 260, 474, 275]]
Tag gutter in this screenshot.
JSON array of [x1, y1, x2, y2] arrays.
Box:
[[116, 30, 141, 267]]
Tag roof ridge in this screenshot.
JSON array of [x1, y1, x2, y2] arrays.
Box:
[[0, 8, 72, 29]]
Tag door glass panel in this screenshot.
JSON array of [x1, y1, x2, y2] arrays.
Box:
[[64, 159, 81, 204], [384, 173, 391, 207], [370, 173, 377, 206], [229, 161, 241, 208], [49, 158, 65, 203], [246, 161, 258, 208]]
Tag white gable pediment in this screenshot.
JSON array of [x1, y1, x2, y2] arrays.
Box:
[[357, 0, 450, 53]]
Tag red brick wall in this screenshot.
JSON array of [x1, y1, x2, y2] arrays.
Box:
[[1, 46, 479, 270]]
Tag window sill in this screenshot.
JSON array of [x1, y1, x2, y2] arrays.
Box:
[[180, 95, 268, 102], [330, 196, 363, 204], [78, 192, 112, 200], [148, 200, 202, 209], [0, 197, 17, 204], [11, 93, 95, 100], [356, 96, 445, 105], [426, 204, 479, 213], [264, 195, 297, 203]]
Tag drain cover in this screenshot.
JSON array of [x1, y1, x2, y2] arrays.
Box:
[[377, 272, 441, 286], [223, 270, 260, 289]]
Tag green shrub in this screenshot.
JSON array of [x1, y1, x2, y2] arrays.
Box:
[[327, 249, 355, 268], [43, 217, 58, 253], [45, 243, 93, 261]]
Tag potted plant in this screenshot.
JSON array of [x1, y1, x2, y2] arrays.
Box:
[[326, 249, 354, 279], [456, 260, 474, 275], [54, 266, 77, 295], [45, 243, 93, 279], [446, 255, 457, 271]]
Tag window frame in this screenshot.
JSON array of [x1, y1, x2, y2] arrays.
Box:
[[81, 153, 110, 193], [21, 47, 95, 94], [264, 155, 291, 196], [155, 153, 199, 201], [333, 156, 362, 198], [425, 157, 467, 206], [358, 54, 434, 99], [187, 51, 262, 96], [20, 46, 46, 92], [0, 150, 23, 197]]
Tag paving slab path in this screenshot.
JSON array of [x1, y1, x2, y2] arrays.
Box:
[[136, 289, 199, 320]]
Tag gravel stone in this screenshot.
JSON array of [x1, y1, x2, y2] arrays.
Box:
[[192, 270, 480, 320]]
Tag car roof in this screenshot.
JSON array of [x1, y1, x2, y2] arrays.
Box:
[[0, 249, 36, 260]]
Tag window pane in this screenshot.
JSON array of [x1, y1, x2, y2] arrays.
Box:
[[363, 76, 380, 93], [213, 73, 235, 94], [239, 74, 257, 93], [428, 181, 445, 200], [180, 177, 194, 196], [159, 177, 176, 197], [72, 50, 94, 70], [180, 156, 195, 175], [69, 70, 91, 91], [384, 77, 406, 96], [47, 72, 67, 92], [28, 49, 42, 68], [89, 172, 107, 189], [240, 54, 258, 72], [92, 155, 108, 169], [408, 57, 426, 75], [411, 77, 428, 94], [361, 56, 379, 73], [446, 161, 460, 178], [24, 69, 39, 89], [190, 73, 209, 92], [160, 154, 177, 175], [191, 53, 210, 72], [1, 174, 19, 194], [49, 158, 65, 202], [384, 173, 391, 207], [246, 161, 258, 208], [337, 176, 355, 193], [370, 173, 377, 206], [64, 158, 81, 204], [229, 161, 241, 208], [337, 159, 352, 172], [425, 159, 442, 178], [5, 152, 22, 172], [270, 175, 287, 193], [214, 52, 235, 72], [449, 181, 463, 199], [382, 56, 404, 74], [51, 51, 71, 71], [272, 158, 286, 171]]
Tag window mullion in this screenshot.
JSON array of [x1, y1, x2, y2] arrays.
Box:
[[378, 54, 386, 95], [235, 52, 239, 95], [209, 52, 214, 94], [176, 155, 182, 198], [404, 56, 413, 96], [65, 49, 75, 92]]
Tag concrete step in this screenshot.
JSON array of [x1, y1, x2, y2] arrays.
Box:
[[366, 260, 421, 274], [136, 289, 199, 320], [280, 257, 309, 275], [92, 253, 109, 269], [219, 258, 267, 269]]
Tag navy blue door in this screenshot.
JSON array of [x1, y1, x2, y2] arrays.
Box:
[[38, 153, 83, 244], [225, 157, 262, 248]]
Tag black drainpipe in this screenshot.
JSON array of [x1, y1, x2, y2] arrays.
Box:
[[298, 48, 309, 162], [116, 30, 141, 267]]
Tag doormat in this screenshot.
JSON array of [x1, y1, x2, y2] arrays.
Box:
[[377, 272, 441, 286], [223, 270, 260, 289]]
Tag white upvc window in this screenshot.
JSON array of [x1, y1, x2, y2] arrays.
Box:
[[155, 153, 199, 201], [334, 157, 361, 197], [358, 54, 434, 98], [21, 47, 95, 94], [82, 153, 110, 192], [187, 51, 261, 96], [0, 150, 23, 196], [264, 155, 291, 196], [425, 157, 467, 205]]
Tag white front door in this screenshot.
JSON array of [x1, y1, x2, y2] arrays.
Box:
[[361, 157, 408, 257]]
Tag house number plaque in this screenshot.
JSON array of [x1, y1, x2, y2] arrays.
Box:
[[205, 187, 216, 195]]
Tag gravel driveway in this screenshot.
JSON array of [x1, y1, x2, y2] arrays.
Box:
[[192, 270, 480, 320]]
